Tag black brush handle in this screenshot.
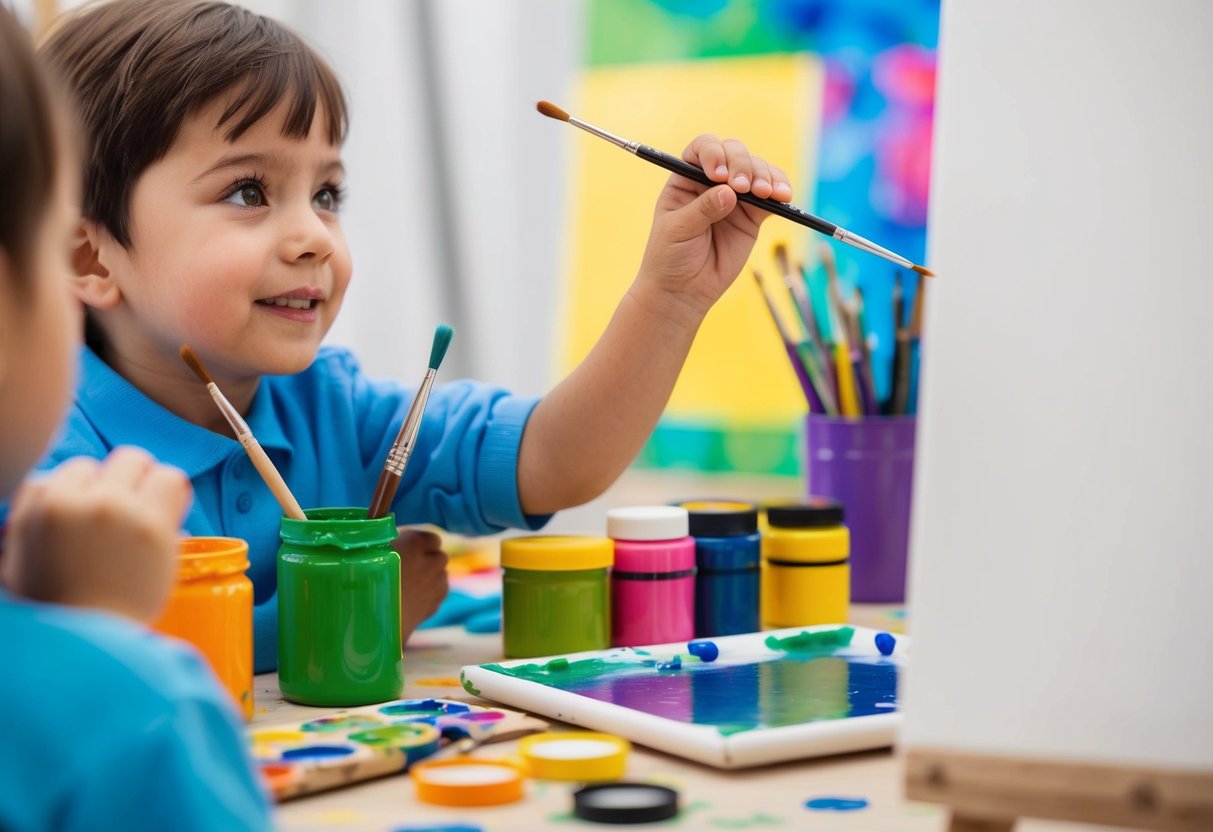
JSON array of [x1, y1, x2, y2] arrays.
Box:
[[635, 144, 838, 237]]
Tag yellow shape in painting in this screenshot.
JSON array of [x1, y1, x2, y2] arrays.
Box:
[[558, 54, 822, 427]]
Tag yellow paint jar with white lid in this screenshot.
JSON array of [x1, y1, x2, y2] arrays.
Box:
[[761, 499, 850, 628]]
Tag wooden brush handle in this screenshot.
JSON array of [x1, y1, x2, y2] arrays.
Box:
[[244, 439, 306, 520]]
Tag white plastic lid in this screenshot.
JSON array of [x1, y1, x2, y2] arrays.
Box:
[[606, 506, 689, 541]]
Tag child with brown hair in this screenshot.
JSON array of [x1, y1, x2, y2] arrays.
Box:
[[38, 0, 793, 673], [0, 5, 272, 829]]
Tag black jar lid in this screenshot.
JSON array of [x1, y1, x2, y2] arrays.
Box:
[[765, 497, 844, 528], [673, 499, 759, 537], [573, 782, 680, 824]]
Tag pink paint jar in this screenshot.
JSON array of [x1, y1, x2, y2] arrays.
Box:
[[607, 506, 696, 647]]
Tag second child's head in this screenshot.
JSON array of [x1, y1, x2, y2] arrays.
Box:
[[42, 0, 352, 385], [0, 7, 80, 499]]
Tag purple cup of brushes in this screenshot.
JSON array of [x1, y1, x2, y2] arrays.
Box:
[[806, 414, 916, 603]]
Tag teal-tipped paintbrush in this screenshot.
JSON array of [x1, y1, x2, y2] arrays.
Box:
[[367, 323, 454, 519]]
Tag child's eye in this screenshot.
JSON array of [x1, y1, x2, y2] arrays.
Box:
[[313, 184, 344, 212], [223, 178, 267, 208]]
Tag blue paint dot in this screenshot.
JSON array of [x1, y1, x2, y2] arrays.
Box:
[[805, 796, 869, 812], [687, 640, 720, 662], [656, 656, 682, 671], [875, 632, 896, 656]]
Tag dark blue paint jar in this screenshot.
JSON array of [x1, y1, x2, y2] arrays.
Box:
[[677, 501, 761, 637]]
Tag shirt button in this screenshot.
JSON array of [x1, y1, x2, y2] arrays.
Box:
[[236, 493, 253, 513]]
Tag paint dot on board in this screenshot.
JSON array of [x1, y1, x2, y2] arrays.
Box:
[[804, 796, 869, 812], [688, 640, 720, 662], [281, 745, 357, 761], [875, 632, 896, 656], [657, 656, 682, 671]]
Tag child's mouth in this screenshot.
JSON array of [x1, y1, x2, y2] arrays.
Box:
[[257, 297, 317, 310], [256, 295, 322, 322]]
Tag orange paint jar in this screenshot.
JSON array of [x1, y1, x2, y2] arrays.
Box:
[[154, 537, 254, 720]]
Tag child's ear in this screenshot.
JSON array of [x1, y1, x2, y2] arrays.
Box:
[[70, 221, 121, 310]]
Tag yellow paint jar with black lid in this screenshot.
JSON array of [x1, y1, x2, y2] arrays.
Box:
[[761, 499, 850, 628]]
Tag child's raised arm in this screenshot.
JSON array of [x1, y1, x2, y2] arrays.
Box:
[[517, 136, 790, 514]]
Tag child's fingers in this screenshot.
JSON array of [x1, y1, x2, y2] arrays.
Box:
[[748, 156, 777, 199], [138, 464, 193, 524], [98, 446, 158, 491], [721, 139, 755, 193], [683, 134, 728, 183], [663, 184, 737, 242], [766, 161, 793, 202]]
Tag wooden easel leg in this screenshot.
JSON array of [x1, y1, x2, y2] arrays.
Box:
[[948, 813, 1017, 832]]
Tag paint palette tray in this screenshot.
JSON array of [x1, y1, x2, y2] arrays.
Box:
[[250, 697, 547, 801], [460, 625, 907, 769]]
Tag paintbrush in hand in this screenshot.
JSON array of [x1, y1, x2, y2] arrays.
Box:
[[179, 345, 306, 520], [367, 324, 454, 520], [536, 100, 934, 277]]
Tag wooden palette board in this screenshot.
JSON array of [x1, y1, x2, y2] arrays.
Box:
[[250, 697, 547, 801]]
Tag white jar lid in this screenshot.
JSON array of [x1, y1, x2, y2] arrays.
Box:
[[606, 506, 689, 541]]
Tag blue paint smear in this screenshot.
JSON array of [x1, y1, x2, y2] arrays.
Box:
[[281, 745, 356, 761], [490, 653, 898, 732], [805, 796, 869, 812]]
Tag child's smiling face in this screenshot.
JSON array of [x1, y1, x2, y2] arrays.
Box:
[[92, 91, 352, 382]]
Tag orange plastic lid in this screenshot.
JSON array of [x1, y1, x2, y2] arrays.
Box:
[[411, 758, 525, 806], [177, 536, 250, 580]]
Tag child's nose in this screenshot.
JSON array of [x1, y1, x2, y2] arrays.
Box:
[[279, 205, 335, 264]]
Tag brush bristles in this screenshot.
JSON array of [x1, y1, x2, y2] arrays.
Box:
[[428, 323, 454, 371], [536, 100, 570, 122], [911, 264, 935, 278], [179, 345, 213, 385]]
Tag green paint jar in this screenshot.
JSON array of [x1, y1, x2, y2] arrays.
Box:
[[278, 507, 403, 706], [501, 535, 612, 659]]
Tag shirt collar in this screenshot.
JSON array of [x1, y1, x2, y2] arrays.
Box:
[[76, 347, 293, 478]]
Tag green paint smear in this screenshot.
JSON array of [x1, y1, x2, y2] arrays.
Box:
[[765, 627, 855, 655], [459, 669, 481, 697], [484, 655, 647, 686]]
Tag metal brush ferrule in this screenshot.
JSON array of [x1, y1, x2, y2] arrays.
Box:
[[568, 116, 633, 151], [832, 228, 913, 269], [383, 445, 411, 478]]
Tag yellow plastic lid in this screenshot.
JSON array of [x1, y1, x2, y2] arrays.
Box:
[[519, 732, 630, 781], [501, 536, 613, 571], [763, 525, 850, 562], [411, 758, 525, 806]]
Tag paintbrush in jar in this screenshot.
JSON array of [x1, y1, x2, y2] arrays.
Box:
[[367, 324, 454, 520], [179, 345, 306, 520]]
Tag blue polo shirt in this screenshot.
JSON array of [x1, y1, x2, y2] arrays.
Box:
[[0, 590, 272, 831], [39, 346, 549, 671]]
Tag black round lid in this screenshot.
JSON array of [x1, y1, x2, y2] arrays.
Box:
[[673, 499, 759, 537], [573, 782, 679, 824], [765, 497, 844, 528]]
